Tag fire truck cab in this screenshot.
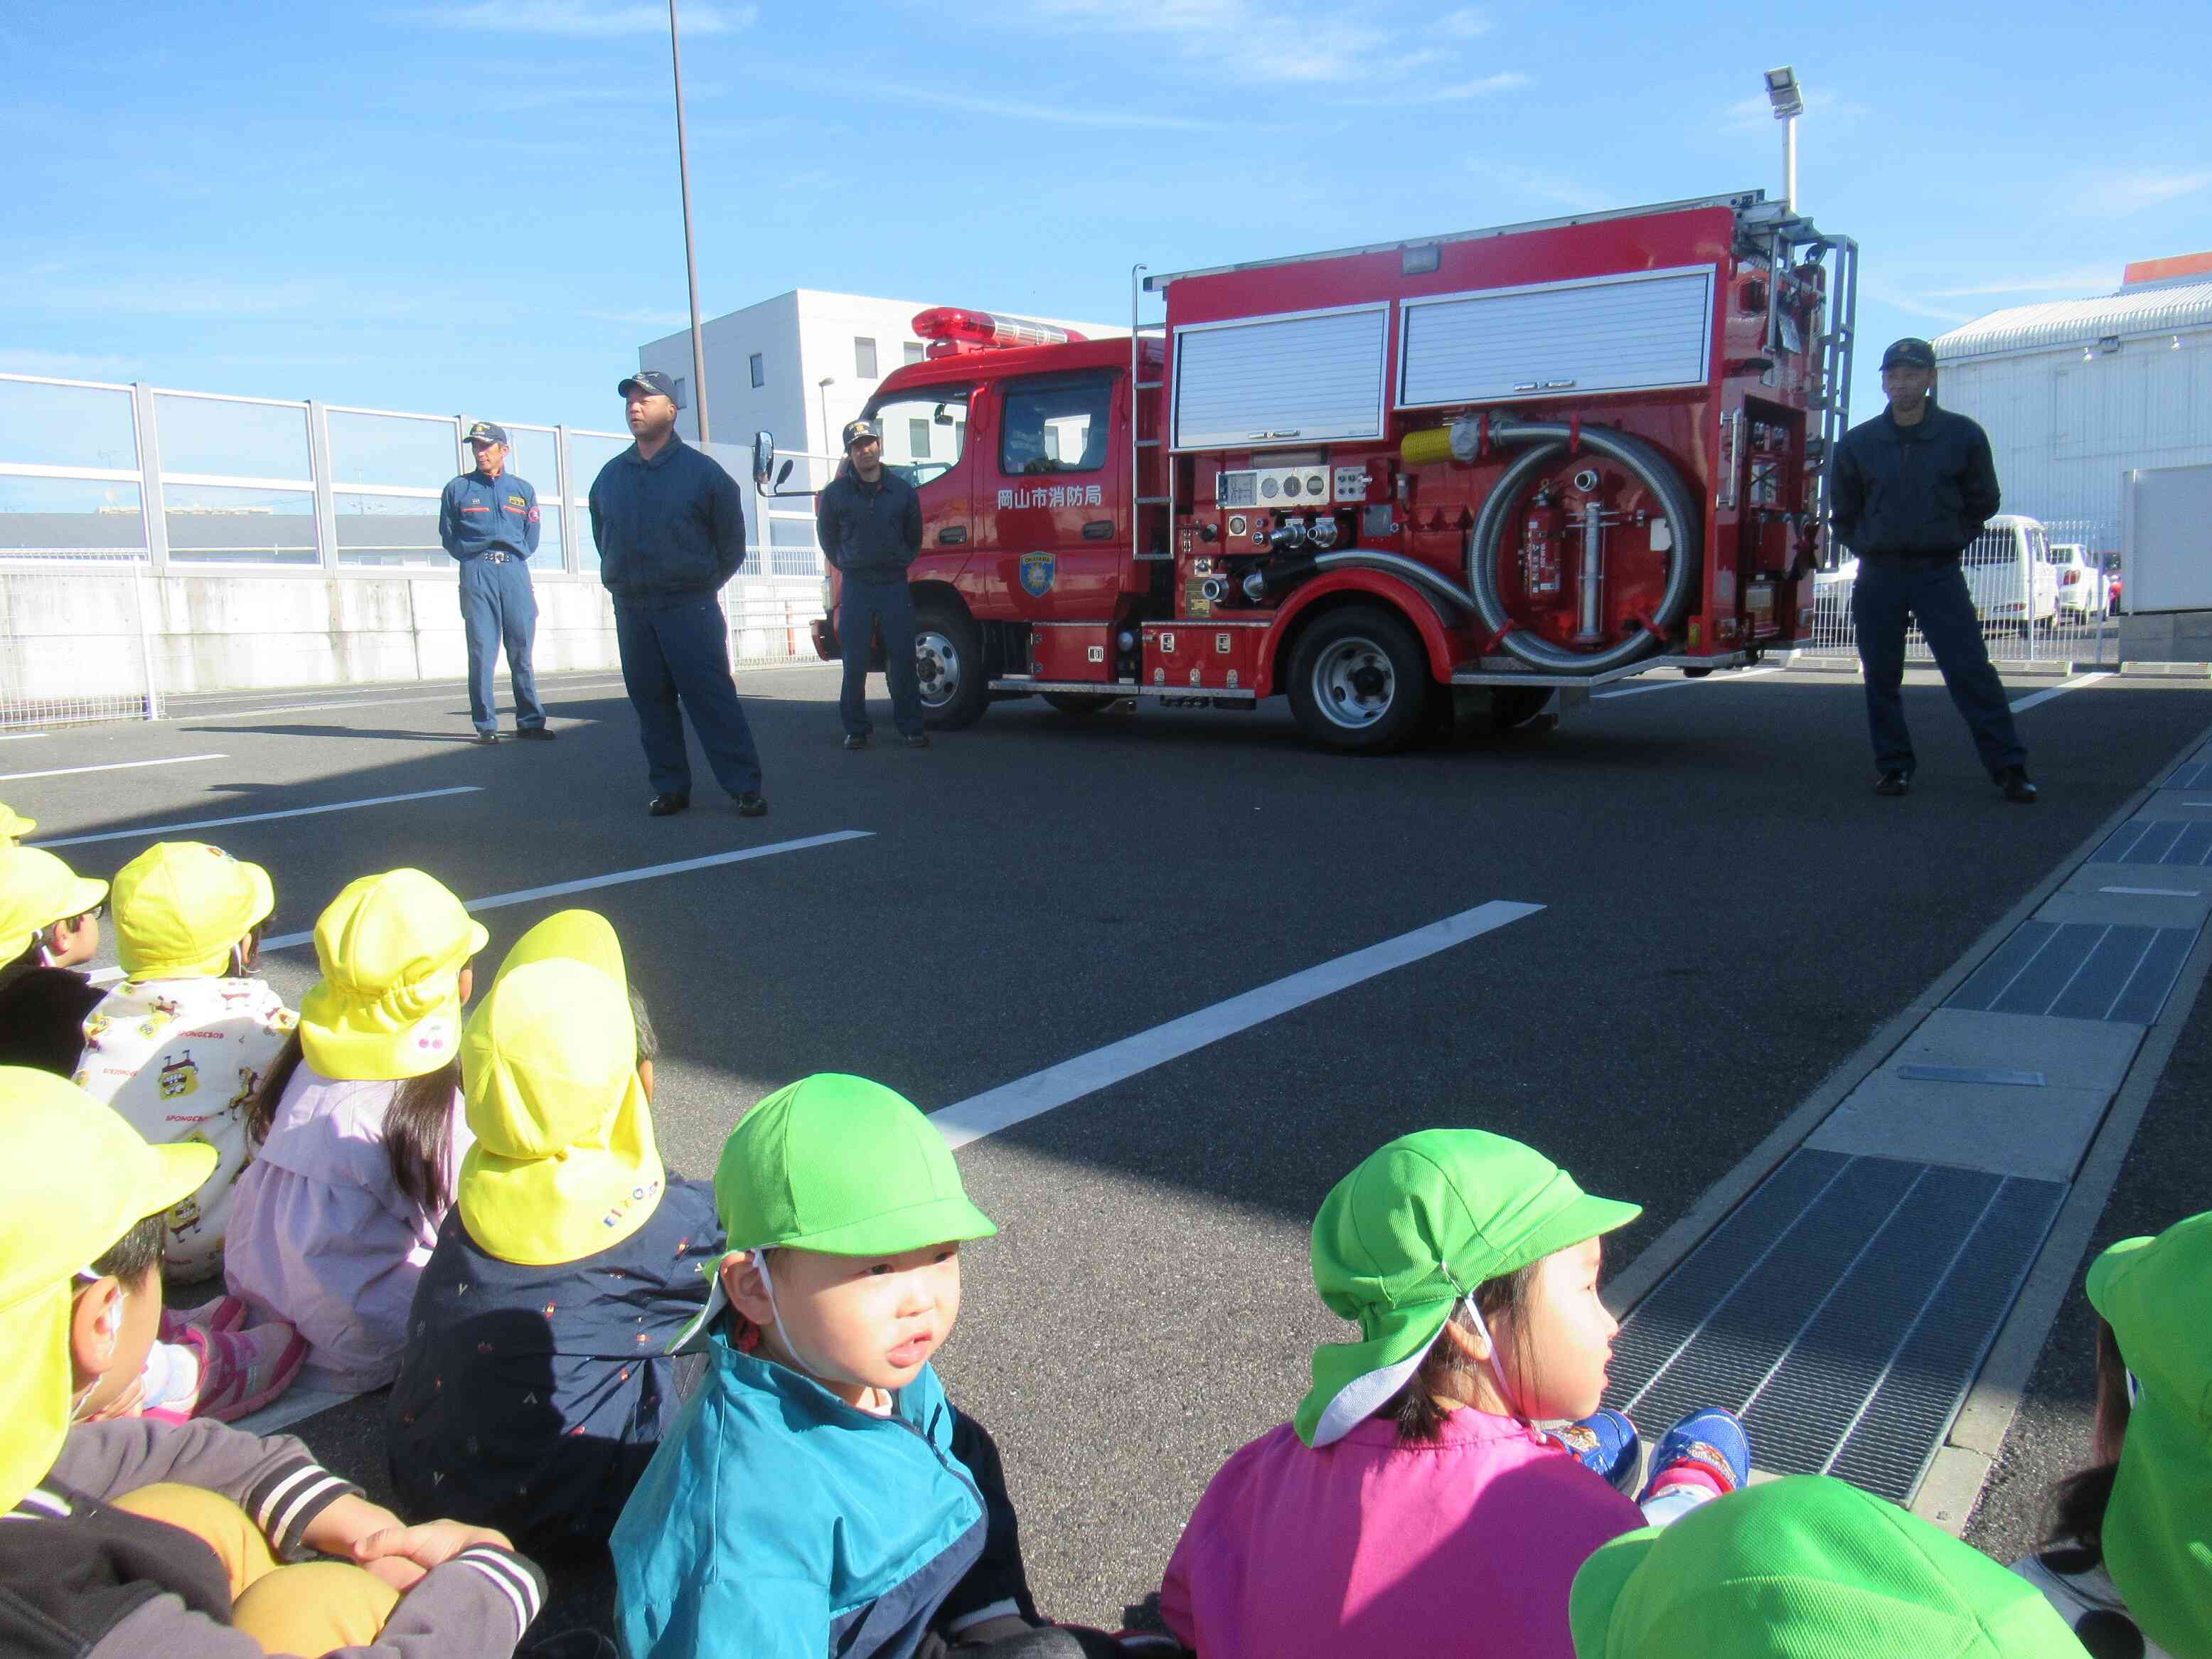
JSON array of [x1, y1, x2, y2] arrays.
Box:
[[771, 189, 1858, 754]]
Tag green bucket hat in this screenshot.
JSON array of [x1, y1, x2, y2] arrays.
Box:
[[2085, 1210, 2212, 1659], [1568, 1475, 2089, 1658], [673, 1073, 996, 1351], [1295, 1129, 1639, 1448]]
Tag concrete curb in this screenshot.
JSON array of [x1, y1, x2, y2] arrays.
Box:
[[1775, 654, 2088, 679], [1603, 706, 2212, 1531]]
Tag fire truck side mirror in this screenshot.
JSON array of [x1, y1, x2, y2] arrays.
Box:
[[752, 430, 777, 489]]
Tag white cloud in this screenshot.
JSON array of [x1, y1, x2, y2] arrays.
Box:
[[14, 279, 324, 319], [1859, 281, 1972, 326], [1395, 71, 1527, 105], [1465, 159, 1610, 213], [831, 78, 1239, 131], [1720, 87, 1866, 135], [1924, 268, 2120, 298], [1442, 6, 1490, 36], [587, 308, 694, 329], [1027, 0, 1481, 85], [412, 1, 756, 36], [0, 348, 144, 381], [2073, 169, 2211, 216]]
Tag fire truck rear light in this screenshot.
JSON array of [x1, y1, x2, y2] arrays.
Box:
[[912, 307, 1087, 352]]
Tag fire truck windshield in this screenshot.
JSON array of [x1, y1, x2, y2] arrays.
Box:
[[863, 388, 971, 489]]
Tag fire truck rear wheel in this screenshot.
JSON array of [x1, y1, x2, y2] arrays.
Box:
[[914, 601, 988, 730], [1286, 606, 1429, 755], [1042, 692, 1121, 715]]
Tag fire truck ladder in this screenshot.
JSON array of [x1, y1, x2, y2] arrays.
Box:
[[1129, 263, 1172, 563]]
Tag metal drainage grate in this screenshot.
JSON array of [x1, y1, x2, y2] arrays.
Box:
[[1605, 1150, 2066, 1503], [2095, 818, 2212, 867], [1945, 920, 2199, 1022]]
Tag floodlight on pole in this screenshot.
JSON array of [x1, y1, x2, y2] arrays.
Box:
[[669, 0, 710, 441], [1765, 65, 1804, 212], [818, 378, 836, 462]]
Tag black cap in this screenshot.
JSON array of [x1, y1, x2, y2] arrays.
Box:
[[464, 420, 510, 447], [619, 370, 680, 401], [1880, 337, 1938, 370], [841, 417, 882, 450]]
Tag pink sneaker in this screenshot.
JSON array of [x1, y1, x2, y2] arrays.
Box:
[[193, 1323, 309, 1422], [160, 1295, 248, 1341]]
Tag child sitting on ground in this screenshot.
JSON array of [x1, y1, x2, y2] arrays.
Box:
[[73, 841, 296, 1284], [2014, 1209, 2209, 1659], [0, 1065, 546, 1659], [613, 1072, 1132, 1659], [0, 844, 109, 1076], [385, 909, 722, 1555], [1570, 1473, 2086, 1656], [1159, 1129, 1748, 1659], [224, 870, 488, 1392]]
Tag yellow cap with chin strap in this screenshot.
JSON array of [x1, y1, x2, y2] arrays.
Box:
[[0, 1068, 215, 1510], [297, 869, 488, 1082], [112, 841, 274, 978]]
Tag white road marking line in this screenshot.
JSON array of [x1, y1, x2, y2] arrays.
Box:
[[2009, 672, 2110, 713], [2100, 885, 2205, 897], [0, 753, 226, 782], [0, 732, 50, 741], [181, 678, 632, 722], [261, 830, 875, 950], [929, 900, 1545, 1149], [33, 786, 484, 849], [1593, 667, 1783, 700]]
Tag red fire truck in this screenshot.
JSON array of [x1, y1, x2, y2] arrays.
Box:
[[757, 189, 1859, 754]]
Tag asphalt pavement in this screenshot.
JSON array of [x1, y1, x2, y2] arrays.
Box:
[[13, 657, 2211, 1638]]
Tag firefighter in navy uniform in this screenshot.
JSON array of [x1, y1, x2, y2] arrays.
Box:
[[1827, 338, 2034, 804], [817, 417, 928, 751], [439, 421, 552, 745]]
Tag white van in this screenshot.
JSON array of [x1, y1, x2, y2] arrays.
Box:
[[1962, 515, 2060, 629]]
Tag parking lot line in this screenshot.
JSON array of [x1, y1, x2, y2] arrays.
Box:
[[1594, 667, 1783, 700], [929, 900, 1544, 1150], [0, 753, 226, 782], [33, 786, 485, 849], [182, 678, 633, 722], [260, 830, 875, 951], [2009, 672, 2111, 713]]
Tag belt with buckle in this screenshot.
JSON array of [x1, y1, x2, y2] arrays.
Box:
[[481, 550, 513, 564]]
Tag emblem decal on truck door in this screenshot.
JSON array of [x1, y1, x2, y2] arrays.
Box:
[[1019, 553, 1057, 597]]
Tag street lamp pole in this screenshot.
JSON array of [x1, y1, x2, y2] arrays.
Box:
[[1764, 66, 1805, 213], [669, 0, 710, 441], [817, 377, 836, 470]]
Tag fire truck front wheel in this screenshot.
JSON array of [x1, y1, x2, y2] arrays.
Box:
[[914, 600, 988, 730], [1286, 606, 1430, 755]]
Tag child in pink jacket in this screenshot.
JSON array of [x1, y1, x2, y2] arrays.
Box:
[[1160, 1131, 1746, 1659]]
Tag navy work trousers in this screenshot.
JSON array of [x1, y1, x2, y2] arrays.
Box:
[[838, 577, 926, 739], [1852, 556, 2026, 777], [458, 556, 544, 735], [613, 594, 764, 798]]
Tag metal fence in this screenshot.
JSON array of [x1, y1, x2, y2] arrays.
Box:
[[0, 372, 829, 727], [1800, 515, 2120, 668]]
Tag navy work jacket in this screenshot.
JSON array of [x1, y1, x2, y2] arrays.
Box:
[[1828, 404, 2001, 560], [816, 467, 924, 582], [439, 469, 541, 561], [589, 436, 748, 606]]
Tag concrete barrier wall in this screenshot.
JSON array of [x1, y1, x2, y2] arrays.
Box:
[[0, 570, 824, 703]]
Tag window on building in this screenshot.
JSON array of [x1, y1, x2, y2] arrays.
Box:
[[904, 341, 926, 366], [673, 378, 688, 410], [749, 353, 765, 389], [855, 337, 878, 378], [868, 390, 969, 489], [999, 374, 1112, 476], [909, 418, 931, 460]]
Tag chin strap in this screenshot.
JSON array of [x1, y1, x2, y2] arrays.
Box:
[[1459, 1295, 1524, 1421]]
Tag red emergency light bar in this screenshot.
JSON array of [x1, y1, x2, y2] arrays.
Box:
[[912, 306, 1087, 357]]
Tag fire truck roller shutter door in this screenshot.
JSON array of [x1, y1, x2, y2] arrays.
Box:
[[1453, 420, 1702, 676]]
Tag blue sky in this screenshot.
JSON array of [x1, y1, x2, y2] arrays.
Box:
[[6, 1, 2207, 437]]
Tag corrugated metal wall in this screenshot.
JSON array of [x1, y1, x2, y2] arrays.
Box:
[[1938, 333, 2212, 556]]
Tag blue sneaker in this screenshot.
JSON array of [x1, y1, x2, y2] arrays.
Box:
[[1547, 1408, 1641, 1495], [1639, 1407, 1750, 1500]]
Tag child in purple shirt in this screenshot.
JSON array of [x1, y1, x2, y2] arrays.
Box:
[[1160, 1130, 1746, 1659]]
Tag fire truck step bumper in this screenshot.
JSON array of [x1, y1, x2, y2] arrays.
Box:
[[989, 677, 1256, 703]]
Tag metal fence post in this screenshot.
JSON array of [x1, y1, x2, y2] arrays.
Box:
[[129, 383, 168, 717], [556, 425, 577, 574], [307, 398, 339, 573]]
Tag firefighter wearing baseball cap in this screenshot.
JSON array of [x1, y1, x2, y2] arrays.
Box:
[[817, 416, 929, 750], [588, 370, 765, 818], [1828, 337, 2034, 804], [439, 420, 553, 746]]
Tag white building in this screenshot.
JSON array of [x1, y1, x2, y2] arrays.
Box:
[[635, 290, 1116, 571], [1932, 254, 2212, 557]]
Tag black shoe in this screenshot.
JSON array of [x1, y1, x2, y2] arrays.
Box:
[[734, 792, 768, 818], [1999, 765, 2038, 804], [1874, 770, 1910, 797], [904, 732, 931, 750], [474, 730, 500, 746], [647, 792, 690, 816], [843, 733, 869, 751], [515, 725, 557, 741]]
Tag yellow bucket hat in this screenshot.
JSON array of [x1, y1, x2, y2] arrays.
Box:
[[458, 909, 662, 1267], [112, 841, 276, 978], [0, 846, 109, 956], [0, 802, 36, 844], [0, 1067, 215, 1510], [298, 870, 489, 1082]]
